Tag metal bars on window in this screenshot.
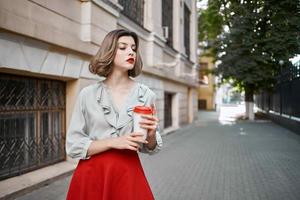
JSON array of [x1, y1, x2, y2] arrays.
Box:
[[119, 0, 144, 26], [184, 3, 191, 58], [0, 74, 66, 180]]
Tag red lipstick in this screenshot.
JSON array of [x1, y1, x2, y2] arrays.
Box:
[[126, 58, 135, 64]]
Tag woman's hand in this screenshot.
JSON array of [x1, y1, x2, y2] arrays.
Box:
[[139, 114, 159, 138], [109, 132, 148, 151], [139, 104, 159, 150], [139, 103, 159, 138]]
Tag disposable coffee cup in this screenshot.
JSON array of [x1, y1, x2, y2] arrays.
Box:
[[133, 106, 153, 140]]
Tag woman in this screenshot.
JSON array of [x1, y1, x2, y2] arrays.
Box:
[[66, 29, 163, 200]]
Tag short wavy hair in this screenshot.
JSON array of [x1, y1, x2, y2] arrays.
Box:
[[89, 29, 143, 77]]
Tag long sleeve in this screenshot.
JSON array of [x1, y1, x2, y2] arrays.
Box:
[[66, 89, 92, 160], [140, 128, 163, 154]]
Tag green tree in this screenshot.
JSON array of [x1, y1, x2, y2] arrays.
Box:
[[198, 0, 223, 57], [260, 0, 300, 66], [198, 0, 300, 119]]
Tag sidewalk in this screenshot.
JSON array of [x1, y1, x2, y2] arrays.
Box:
[[12, 108, 300, 200], [0, 160, 78, 200]]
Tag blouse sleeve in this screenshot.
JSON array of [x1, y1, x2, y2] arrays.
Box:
[[65, 88, 93, 160], [140, 90, 163, 154]]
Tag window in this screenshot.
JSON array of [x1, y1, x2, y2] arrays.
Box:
[[184, 4, 190, 58], [0, 74, 66, 180], [199, 62, 209, 85], [198, 99, 207, 110], [162, 0, 173, 46], [164, 92, 173, 128], [119, 0, 144, 26]]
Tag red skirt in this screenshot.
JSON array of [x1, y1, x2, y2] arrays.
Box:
[[66, 149, 154, 200]]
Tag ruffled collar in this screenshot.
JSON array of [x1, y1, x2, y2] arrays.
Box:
[[95, 81, 148, 130]]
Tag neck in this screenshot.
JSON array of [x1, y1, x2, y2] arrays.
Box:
[[104, 69, 132, 88]]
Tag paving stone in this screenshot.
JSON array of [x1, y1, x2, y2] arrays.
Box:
[[15, 111, 300, 200]]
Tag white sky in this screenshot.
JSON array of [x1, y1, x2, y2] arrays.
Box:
[[290, 55, 300, 64], [197, 0, 208, 9]]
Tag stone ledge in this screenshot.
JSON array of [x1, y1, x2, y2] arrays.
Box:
[[0, 160, 78, 200]]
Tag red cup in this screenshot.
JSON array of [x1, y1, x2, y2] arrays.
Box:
[[133, 106, 153, 139]]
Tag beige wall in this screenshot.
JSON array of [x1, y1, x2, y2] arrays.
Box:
[[198, 56, 216, 110], [0, 0, 199, 134]]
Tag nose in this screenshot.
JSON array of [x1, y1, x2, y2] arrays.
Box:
[[128, 48, 134, 55]]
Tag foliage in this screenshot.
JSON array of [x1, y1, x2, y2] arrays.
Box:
[[198, 0, 223, 57], [198, 0, 300, 101]]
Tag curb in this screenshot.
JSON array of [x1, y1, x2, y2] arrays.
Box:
[[1, 170, 74, 200], [0, 161, 77, 200]]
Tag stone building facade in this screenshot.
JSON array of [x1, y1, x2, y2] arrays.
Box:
[[0, 0, 198, 180], [198, 56, 216, 110]]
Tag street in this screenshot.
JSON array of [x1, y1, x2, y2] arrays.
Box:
[[15, 109, 300, 200]]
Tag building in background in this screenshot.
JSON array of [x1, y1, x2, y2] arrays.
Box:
[[0, 0, 198, 181], [197, 56, 216, 110]]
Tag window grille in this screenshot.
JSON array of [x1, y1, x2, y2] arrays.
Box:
[[184, 4, 191, 58], [119, 0, 144, 26], [0, 74, 66, 180]]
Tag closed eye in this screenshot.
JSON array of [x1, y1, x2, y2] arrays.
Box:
[[119, 46, 137, 52]]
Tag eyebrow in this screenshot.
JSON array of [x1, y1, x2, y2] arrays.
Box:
[[118, 42, 136, 47]]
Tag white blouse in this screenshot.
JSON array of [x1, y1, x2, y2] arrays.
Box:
[[66, 81, 163, 160]]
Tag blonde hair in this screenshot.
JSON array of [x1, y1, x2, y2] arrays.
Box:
[[89, 29, 143, 77]]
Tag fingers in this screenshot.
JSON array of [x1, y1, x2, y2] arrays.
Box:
[[126, 137, 148, 151], [139, 115, 158, 131], [141, 115, 159, 121], [125, 144, 139, 151], [127, 133, 148, 144], [127, 141, 140, 149], [139, 119, 157, 126], [112, 135, 147, 151], [127, 146, 138, 151], [130, 132, 145, 137], [140, 124, 156, 130]]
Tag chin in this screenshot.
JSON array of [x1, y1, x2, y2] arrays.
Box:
[[124, 64, 135, 70], [120, 66, 134, 73], [114, 63, 134, 72]]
